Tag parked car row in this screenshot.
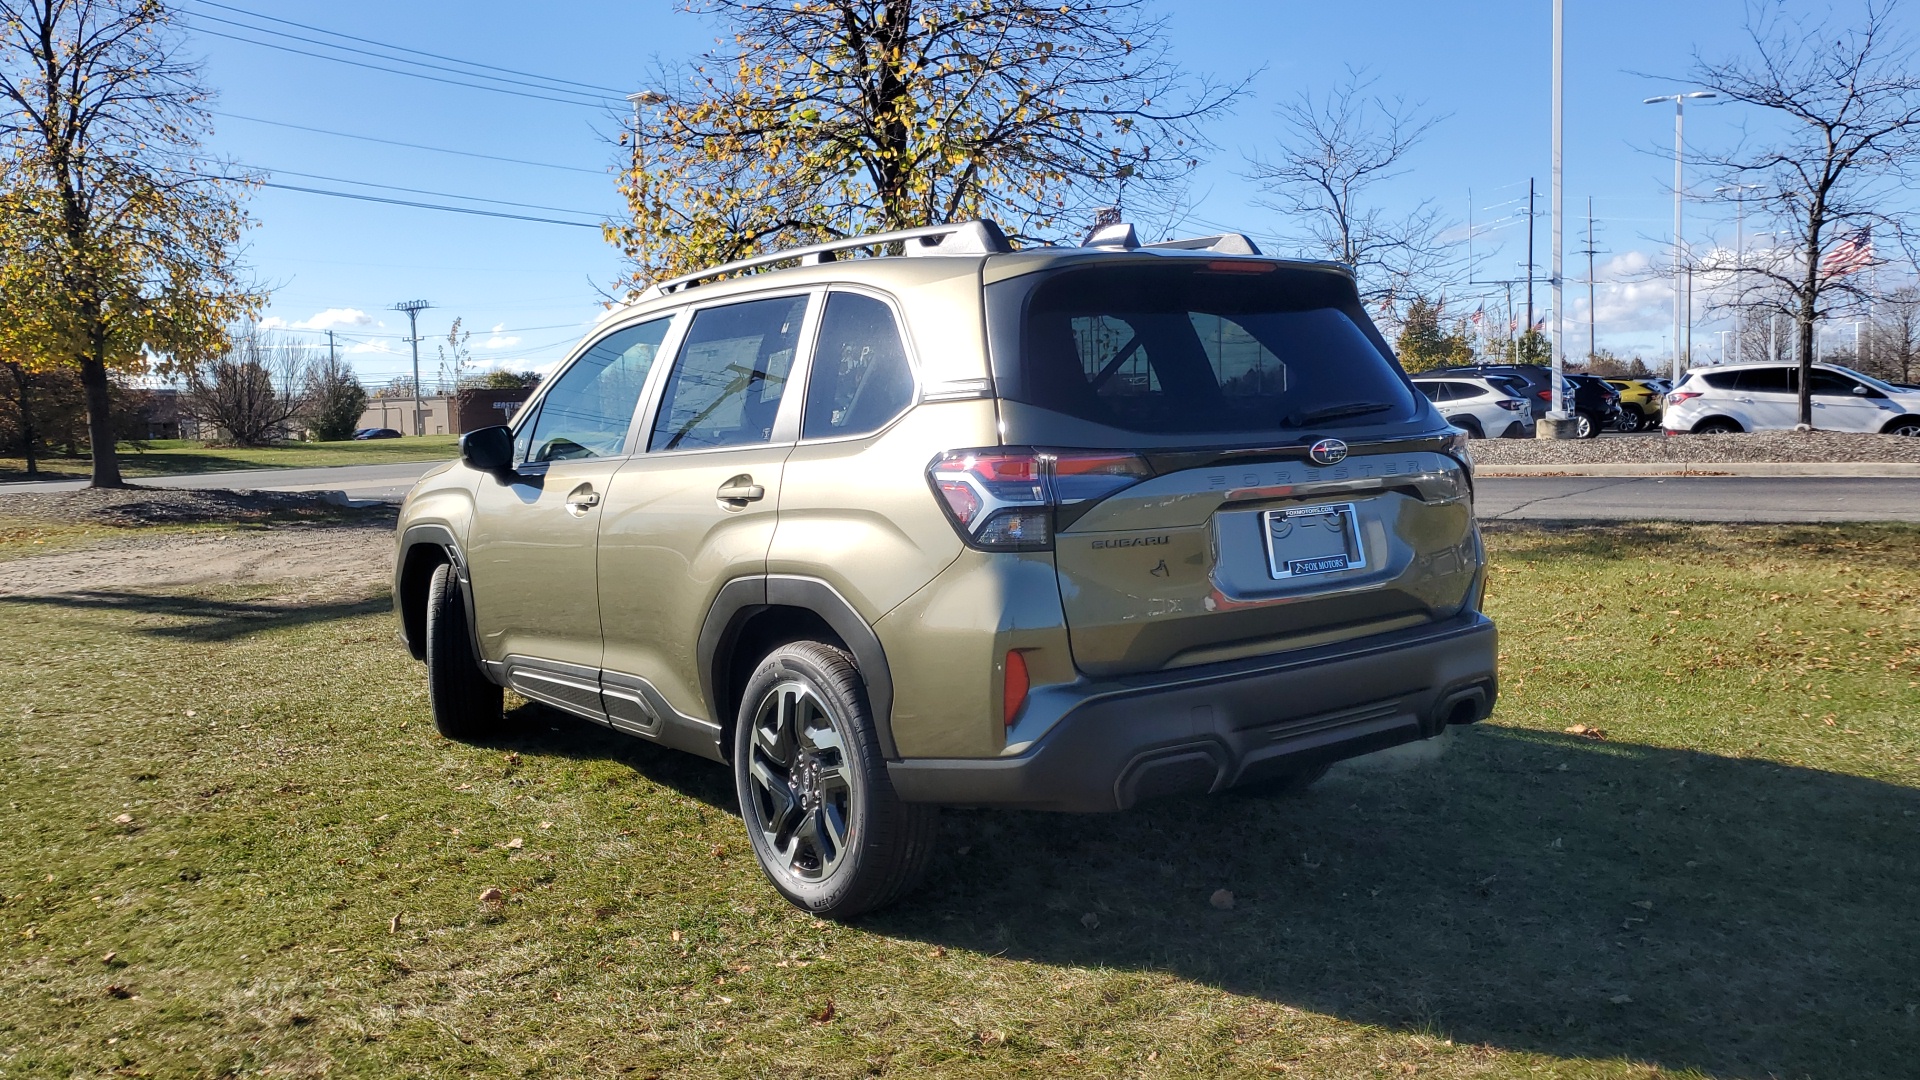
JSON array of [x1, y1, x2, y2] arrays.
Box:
[[1412, 364, 1640, 439], [1663, 363, 1920, 435]]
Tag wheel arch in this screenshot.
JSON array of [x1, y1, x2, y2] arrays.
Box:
[[1691, 415, 1746, 434], [397, 524, 468, 662], [700, 575, 897, 761], [1878, 413, 1920, 435]]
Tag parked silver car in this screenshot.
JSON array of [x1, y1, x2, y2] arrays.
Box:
[[1411, 375, 1536, 438]]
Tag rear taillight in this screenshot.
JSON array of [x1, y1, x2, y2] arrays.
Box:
[[928, 447, 1152, 551], [1668, 391, 1701, 406], [1443, 430, 1474, 475], [1536, 389, 1553, 401], [1497, 398, 1526, 412]]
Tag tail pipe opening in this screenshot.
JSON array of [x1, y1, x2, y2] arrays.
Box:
[[1431, 682, 1495, 732]]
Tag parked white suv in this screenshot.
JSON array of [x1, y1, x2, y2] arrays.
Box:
[[1411, 375, 1536, 439], [1664, 363, 1920, 436]]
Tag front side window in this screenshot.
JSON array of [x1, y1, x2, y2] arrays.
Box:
[[1809, 369, 1876, 398], [520, 317, 671, 463], [802, 292, 915, 439], [650, 295, 808, 451]]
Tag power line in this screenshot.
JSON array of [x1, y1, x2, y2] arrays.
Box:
[[186, 26, 613, 109], [211, 111, 605, 175], [256, 181, 604, 228], [181, 9, 619, 103], [250, 164, 611, 217], [180, 0, 628, 95]]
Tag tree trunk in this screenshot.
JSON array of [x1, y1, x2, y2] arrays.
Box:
[[6, 364, 38, 476], [79, 357, 124, 487]]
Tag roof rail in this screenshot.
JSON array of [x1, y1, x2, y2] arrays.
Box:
[[1143, 232, 1263, 256], [642, 220, 1011, 298]]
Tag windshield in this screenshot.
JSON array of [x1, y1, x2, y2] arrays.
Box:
[[988, 262, 1418, 437]]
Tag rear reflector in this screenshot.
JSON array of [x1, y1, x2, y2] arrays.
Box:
[[1003, 650, 1030, 727]]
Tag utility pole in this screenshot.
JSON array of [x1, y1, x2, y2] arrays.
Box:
[[1549, 0, 1565, 421], [392, 300, 433, 437], [1576, 197, 1600, 365], [326, 329, 338, 367]]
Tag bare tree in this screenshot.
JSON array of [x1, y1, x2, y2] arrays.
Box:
[[1866, 283, 1920, 383], [303, 352, 369, 442], [1244, 70, 1452, 308], [181, 327, 310, 447], [1690, 1, 1920, 426]]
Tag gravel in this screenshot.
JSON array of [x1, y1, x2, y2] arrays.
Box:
[[0, 486, 395, 528], [1470, 430, 1920, 467]]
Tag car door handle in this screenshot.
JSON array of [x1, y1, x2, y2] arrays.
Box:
[[716, 479, 765, 503], [565, 485, 601, 513]]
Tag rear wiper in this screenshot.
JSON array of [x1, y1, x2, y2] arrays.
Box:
[[1286, 401, 1394, 426]]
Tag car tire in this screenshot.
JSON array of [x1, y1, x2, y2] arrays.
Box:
[[1451, 417, 1485, 439], [1576, 410, 1601, 439], [1233, 762, 1331, 798], [734, 641, 936, 919], [1885, 417, 1920, 437], [1693, 417, 1743, 435], [424, 561, 506, 740]]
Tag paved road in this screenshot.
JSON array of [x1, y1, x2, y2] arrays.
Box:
[[0, 460, 444, 503], [1475, 475, 1920, 522], [6, 462, 1918, 523]]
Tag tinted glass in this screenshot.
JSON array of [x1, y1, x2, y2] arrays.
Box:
[[1414, 382, 1453, 402], [1809, 369, 1872, 397], [803, 292, 915, 439], [1738, 367, 1794, 393], [1004, 265, 1415, 435], [1699, 370, 1740, 390], [650, 295, 807, 451], [520, 317, 670, 463]]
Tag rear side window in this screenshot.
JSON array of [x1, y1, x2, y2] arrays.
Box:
[[996, 264, 1416, 436], [803, 292, 915, 439], [1737, 367, 1794, 393], [1414, 382, 1453, 402], [1698, 370, 1741, 390], [519, 317, 670, 463], [650, 295, 808, 451]]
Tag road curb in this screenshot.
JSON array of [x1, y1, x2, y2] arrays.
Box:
[[1477, 462, 1920, 478]]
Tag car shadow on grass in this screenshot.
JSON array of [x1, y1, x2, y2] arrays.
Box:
[[0, 589, 392, 642], [488, 705, 1919, 1078], [857, 725, 1920, 1079]]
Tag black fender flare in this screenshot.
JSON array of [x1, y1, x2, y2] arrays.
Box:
[[395, 524, 481, 664], [698, 574, 898, 760]]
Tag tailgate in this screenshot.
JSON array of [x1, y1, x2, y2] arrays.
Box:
[[1053, 450, 1479, 676]]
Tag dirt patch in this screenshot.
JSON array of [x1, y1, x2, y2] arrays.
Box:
[[1472, 429, 1920, 467], [0, 521, 395, 601], [0, 486, 389, 527]]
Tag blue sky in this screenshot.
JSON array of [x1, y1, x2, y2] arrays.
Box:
[[187, 0, 1905, 385]]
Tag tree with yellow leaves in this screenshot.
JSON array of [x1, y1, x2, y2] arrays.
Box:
[[1, 0, 260, 486], [606, 0, 1244, 295]]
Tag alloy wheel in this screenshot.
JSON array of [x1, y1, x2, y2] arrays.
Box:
[[744, 680, 859, 882]]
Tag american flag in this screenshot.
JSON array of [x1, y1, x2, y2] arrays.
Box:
[[1531, 318, 1546, 333], [1470, 304, 1485, 326], [1820, 227, 1874, 277]]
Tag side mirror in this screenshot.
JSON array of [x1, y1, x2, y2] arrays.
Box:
[[1853, 384, 1870, 396], [460, 425, 515, 474]]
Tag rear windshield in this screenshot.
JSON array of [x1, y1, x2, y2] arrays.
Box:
[[988, 263, 1417, 436]]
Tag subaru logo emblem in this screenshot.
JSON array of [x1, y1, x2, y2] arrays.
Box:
[[1308, 438, 1349, 466]]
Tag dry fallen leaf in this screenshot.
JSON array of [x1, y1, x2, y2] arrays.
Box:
[[100, 951, 116, 965], [478, 887, 504, 903], [1080, 912, 1100, 929], [113, 814, 133, 825], [1609, 994, 1633, 1005], [1564, 724, 1607, 740], [811, 999, 836, 1024], [105, 984, 133, 999], [1210, 889, 1236, 911], [1632, 900, 1654, 911], [710, 843, 725, 859], [671, 929, 683, 943], [503, 838, 524, 850], [388, 914, 401, 933], [928, 946, 946, 958], [538, 821, 553, 830]]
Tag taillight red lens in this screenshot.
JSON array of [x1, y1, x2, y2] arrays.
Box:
[[1668, 391, 1701, 405], [1003, 649, 1030, 727], [1537, 389, 1553, 400], [928, 448, 1151, 551]]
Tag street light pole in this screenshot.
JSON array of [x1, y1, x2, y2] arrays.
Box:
[[1645, 91, 1716, 383], [1549, 0, 1567, 430]]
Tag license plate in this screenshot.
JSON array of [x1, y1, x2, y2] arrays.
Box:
[[1262, 503, 1367, 580]]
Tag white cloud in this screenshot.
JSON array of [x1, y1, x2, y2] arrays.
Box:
[[482, 322, 522, 350], [284, 307, 375, 332]]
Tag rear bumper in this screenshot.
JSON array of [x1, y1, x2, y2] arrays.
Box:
[[886, 612, 1498, 812]]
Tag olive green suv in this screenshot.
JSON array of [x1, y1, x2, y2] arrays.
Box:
[[394, 220, 1497, 918]]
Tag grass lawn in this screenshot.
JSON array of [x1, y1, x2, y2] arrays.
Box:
[[0, 436, 459, 483], [1, 524, 1915, 1077]]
